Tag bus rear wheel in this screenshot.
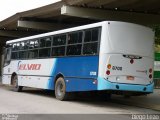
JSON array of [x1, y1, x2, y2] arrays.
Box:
[[55, 77, 68, 101], [11, 75, 23, 92]]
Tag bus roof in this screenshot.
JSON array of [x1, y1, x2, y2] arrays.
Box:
[[6, 21, 151, 44], [6, 21, 106, 44]]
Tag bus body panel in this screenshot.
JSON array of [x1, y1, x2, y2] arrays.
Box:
[[101, 54, 153, 85], [2, 21, 155, 95], [98, 21, 154, 93], [47, 56, 99, 91], [97, 77, 154, 93], [105, 22, 154, 57], [2, 56, 98, 91], [2, 59, 55, 88]]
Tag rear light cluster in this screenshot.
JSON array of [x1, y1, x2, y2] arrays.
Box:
[[106, 70, 110, 75], [149, 68, 152, 79], [106, 64, 111, 75]]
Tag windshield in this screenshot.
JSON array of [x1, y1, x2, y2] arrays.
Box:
[[107, 22, 154, 58], [4, 47, 12, 66]]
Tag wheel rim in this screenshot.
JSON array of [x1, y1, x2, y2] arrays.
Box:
[[57, 81, 64, 97]]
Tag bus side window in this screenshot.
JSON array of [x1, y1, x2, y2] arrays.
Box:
[[4, 47, 12, 66], [11, 52, 19, 59], [12, 43, 17, 51], [28, 50, 38, 59], [92, 29, 99, 41], [68, 32, 82, 44], [67, 45, 82, 56], [52, 46, 65, 56], [40, 37, 51, 47], [24, 41, 29, 49], [29, 40, 35, 49], [12, 43, 19, 51], [84, 30, 91, 42], [40, 38, 45, 47], [53, 35, 66, 46], [19, 42, 25, 50], [83, 42, 98, 55], [16, 43, 20, 50], [34, 39, 39, 48], [46, 37, 51, 47], [19, 51, 28, 59], [83, 28, 100, 55], [39, 48, 51, 58], [84, 28, 99, 42], [29, 40, 39, 49]]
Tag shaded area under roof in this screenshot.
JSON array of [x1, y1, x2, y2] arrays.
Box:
[[0, 0, 160, 43]]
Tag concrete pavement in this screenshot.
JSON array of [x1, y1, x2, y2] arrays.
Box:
[[0, 85, 159, 114], [112, 89, 160, 111]]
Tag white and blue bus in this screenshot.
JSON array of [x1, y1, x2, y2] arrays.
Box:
[[2, 21, 154, 100]]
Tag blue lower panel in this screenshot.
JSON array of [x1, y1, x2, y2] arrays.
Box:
[[47, 77, 54, 90], [65, 78, 97, 92], [47, 56, 99, 90], [98, 77, 154, 93]]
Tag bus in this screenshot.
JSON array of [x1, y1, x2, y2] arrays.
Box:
[[2, 21, 154, 100]]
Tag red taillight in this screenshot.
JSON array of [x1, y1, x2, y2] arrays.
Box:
[[106, 70, 110, 75], [149, 68, 152, 73], [149, 74, 152, 79], [130, 59, 134, 64]]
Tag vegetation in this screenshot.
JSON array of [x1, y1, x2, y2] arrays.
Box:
[[151, 25, 160, 53]]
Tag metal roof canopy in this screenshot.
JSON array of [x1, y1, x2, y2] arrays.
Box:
[[0, 0, 160, 43]]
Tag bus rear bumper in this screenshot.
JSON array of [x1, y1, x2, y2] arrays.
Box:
[[97, 77, 154, 93]]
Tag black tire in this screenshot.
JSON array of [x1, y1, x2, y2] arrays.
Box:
[[97, 91, 111, 101], [55, 77, 68, 101], [12, 75, 23, 92]]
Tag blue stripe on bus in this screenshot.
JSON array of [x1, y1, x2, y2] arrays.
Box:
[[47, 56, 99, 91], [97, 77, 154, 93]]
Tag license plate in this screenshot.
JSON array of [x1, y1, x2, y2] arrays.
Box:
[[126, 76, 134, 80]]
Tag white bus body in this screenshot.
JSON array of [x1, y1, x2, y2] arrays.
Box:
[[2, 21, 154, 100]]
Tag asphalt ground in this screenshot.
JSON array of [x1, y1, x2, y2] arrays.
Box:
[[0, 84, 159, 120]]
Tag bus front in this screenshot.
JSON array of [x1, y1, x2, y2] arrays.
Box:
[[98, 21, 154, 95]]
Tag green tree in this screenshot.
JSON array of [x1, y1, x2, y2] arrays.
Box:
[[152, 25, 160, 53]]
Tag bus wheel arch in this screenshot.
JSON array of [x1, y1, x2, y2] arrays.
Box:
[[54, 73, 68, 101], [54, 73, 64, 86], [11, 72, 17, 86], [11, 72, 23, 92]]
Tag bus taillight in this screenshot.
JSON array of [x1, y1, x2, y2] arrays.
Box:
[[149, 74, 152, 79], [149, 68, 152, 73], [130, 59, 134, 64], [149, 68, 152, 79], [106, 70, 110, 75], [107, 64, 112, 69]]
